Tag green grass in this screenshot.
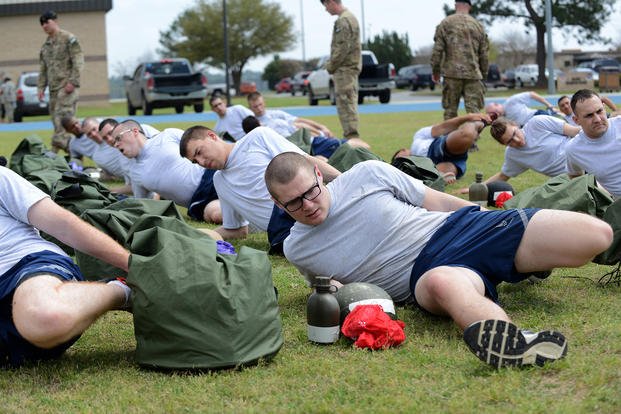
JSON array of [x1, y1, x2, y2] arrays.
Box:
[[1, 107, 620, 413]]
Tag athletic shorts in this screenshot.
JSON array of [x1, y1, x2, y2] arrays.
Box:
[[0, 250, 84, 368], [311, 136, 346, 159], [188, 168, 219, 221], [409, 206, 539, 304], [427, 135, 468, 179]]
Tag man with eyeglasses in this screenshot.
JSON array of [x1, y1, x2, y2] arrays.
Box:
[[179, 125, 340, 252], [110, 120, 221, 224], [264, 152, 612, 368], [479, 115, 581, 186]]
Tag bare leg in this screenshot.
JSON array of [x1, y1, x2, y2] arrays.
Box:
[[414, 266, 510, 330], [12, 275, 127, 349], [514, 209, 613, 273], [203, 199, 222, 224], [444, 122, 478, 155], [435, 162, 458, 184]]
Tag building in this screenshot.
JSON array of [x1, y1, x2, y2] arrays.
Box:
[[0, 0, 112, 105]]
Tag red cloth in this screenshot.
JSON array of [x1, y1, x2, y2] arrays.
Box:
[[495, 191, 513, 208], [340, 304, 406, 350]]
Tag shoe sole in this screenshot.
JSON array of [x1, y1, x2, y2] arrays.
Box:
[[463, 319, 567, 368]]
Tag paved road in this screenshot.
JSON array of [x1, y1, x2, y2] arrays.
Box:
[[2, 91, 621, 133]]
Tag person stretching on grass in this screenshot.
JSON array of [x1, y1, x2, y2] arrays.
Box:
[[264, 152, 612, 368], [0, 166, 131, 368]]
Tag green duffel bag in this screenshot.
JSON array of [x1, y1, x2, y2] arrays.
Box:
[[391, 155, 445, 192], [51, 170, 118, 217], [594, 198, 621, 266], [328, 144, 384, 172], [10, 134, 69, 176], [24, 168, 64, 194], [503, 174, 613, 218], [285, 128, 313, 154], [76, 199, 185, 280], [126, 215, 284, 371]]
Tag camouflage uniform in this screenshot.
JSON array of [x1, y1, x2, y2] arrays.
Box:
[[0, 79, 17, 123], [326, 8, 362, 139], [38, 28, 84, 152], [431, 12, 488, 120]]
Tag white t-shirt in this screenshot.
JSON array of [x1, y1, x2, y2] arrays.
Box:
[[131, 128, 205, 205], [566, 116, 621, 198], [504, 92, 538, 126], [258, 110, 298, 136], [215, 126, 305, 231], [141, 124, 160, 138], [502, 116, 569, 178], [563, 113, 577, 126], [0, 167, 67, 276], [214, 105, 254, 141], [284, 161, 451, 303], [409, 126, 435, 157], [92, 142, 132, 183], [69, 134, 98, 159]]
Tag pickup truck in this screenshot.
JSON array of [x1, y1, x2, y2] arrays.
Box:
[[306, 50, 396, 105], [124, 58, 207, 115]]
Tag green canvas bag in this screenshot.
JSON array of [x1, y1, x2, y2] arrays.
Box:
[[328, 144, 384, 172], [285, 128, 313, 154], [593, 198, 621, 266], [10, 135, 69, 176], [391, 155, 446, 192], [24, 169, 64, 194], [51, 170, 119, 217], [126, 215, 284, 371], [76, 199, 185, 280], [502, 174, 613, 217]]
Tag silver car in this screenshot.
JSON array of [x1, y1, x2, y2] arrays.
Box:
[[14, 71, 49, 122]]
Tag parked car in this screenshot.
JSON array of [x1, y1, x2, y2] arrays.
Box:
[[395, 64, 434, 91], [578, 58, 621, 72], [13, 71, 49, 122], [572, 67, 599, 83], [485, 63, 504, 88], [239, 81, 257, 95], [514, 64, 539, 88], [275, 77, 293, 94], [307, 50, 395, 105], [124, 58, 207, 115], [291, 71, 310, 96], [501, 69, 516, 89]]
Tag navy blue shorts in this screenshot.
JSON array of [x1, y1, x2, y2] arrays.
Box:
[[0, 251, 84, 368], [188, 168, 219, 221], [311, 136, 346, 159], [427, 135, 468, 179], [410, 206, 539, 304]]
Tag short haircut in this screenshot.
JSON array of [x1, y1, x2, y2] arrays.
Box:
[[114, 119, 145, 136], [246, 91, 262, 103], [179, 125, 216, 158], [557, 95, 569, 106], [242, 115, 261, 133], [82, 116, 99, 128], [489, 117, 514, 144], [571, 89, 600, 113], [60, 115, 76, 130], [265, 152, 313, 198], [39, 10, 57, 25], [209, 95, 224, 106], [99, 118, 118, 132]]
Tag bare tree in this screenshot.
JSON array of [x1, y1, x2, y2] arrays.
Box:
[[494, 30, 536, 69]]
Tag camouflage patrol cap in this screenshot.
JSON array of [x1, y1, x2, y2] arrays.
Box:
[[456, 0, 472, 5], [39, 10, 58, 25]]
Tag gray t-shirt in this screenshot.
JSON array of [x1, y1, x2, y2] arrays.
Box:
[[504, 92, 538, 127], [69, 134, 98, 159], [284, 160, 450, 303], [214, 105, 254, 141], [502, 116, 569, 178]]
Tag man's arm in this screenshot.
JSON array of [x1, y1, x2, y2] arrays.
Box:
[[28, 197, 129, 272], [484, 171, 511, 184], [601, 96, 618, 113], [430, 113, 491, 137], [37, 51, 48, 101], [306, 154, 340, 183], [529, 92, 555, 111], [562, 123, 581, 138], [214, 225, 249, 240], [294, 118, 334, 137], [422, 186, 477, 212]]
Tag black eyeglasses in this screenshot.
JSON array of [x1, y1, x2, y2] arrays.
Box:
[[280, 173, 321, 212]]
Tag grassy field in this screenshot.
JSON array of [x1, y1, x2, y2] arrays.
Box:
[[0, 103, 620, 413]]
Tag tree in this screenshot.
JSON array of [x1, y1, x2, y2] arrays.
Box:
[[494, 30, 537, 70], [364, 31, 413, 70], [262, 55, 303, 89], [460, 0, 616, 87], [159, 0, 296, 94]]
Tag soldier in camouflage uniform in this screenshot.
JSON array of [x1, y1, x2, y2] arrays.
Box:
[[0, 77, 17, 123], [321, 0, 362, 139], [38, 11, 84, 153], [431, 0, 489, 120]]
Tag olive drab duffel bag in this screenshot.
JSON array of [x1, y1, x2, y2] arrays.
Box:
[[76, 199, 185, 280], [9, 134, 69, 176], [126, 215, 284, 371], [391, 155, 446, 192]]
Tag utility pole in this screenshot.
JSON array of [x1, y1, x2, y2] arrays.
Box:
[[545, 0, 555, 94], [360, 0, 365, 45], [300, 0, 306, 65], [223, 0, 231, 103]]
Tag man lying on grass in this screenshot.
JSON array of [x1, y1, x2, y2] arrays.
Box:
[[265, 152, 613, 368]]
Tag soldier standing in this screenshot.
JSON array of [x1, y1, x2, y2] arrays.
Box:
[[320, 0, 362, 139], [0, 77, 17, 123], [431, 0, 489, 120], [38, 10, 84, 153]]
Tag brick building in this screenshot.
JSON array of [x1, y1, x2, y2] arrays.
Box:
[[0, 0, 112, 105]]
